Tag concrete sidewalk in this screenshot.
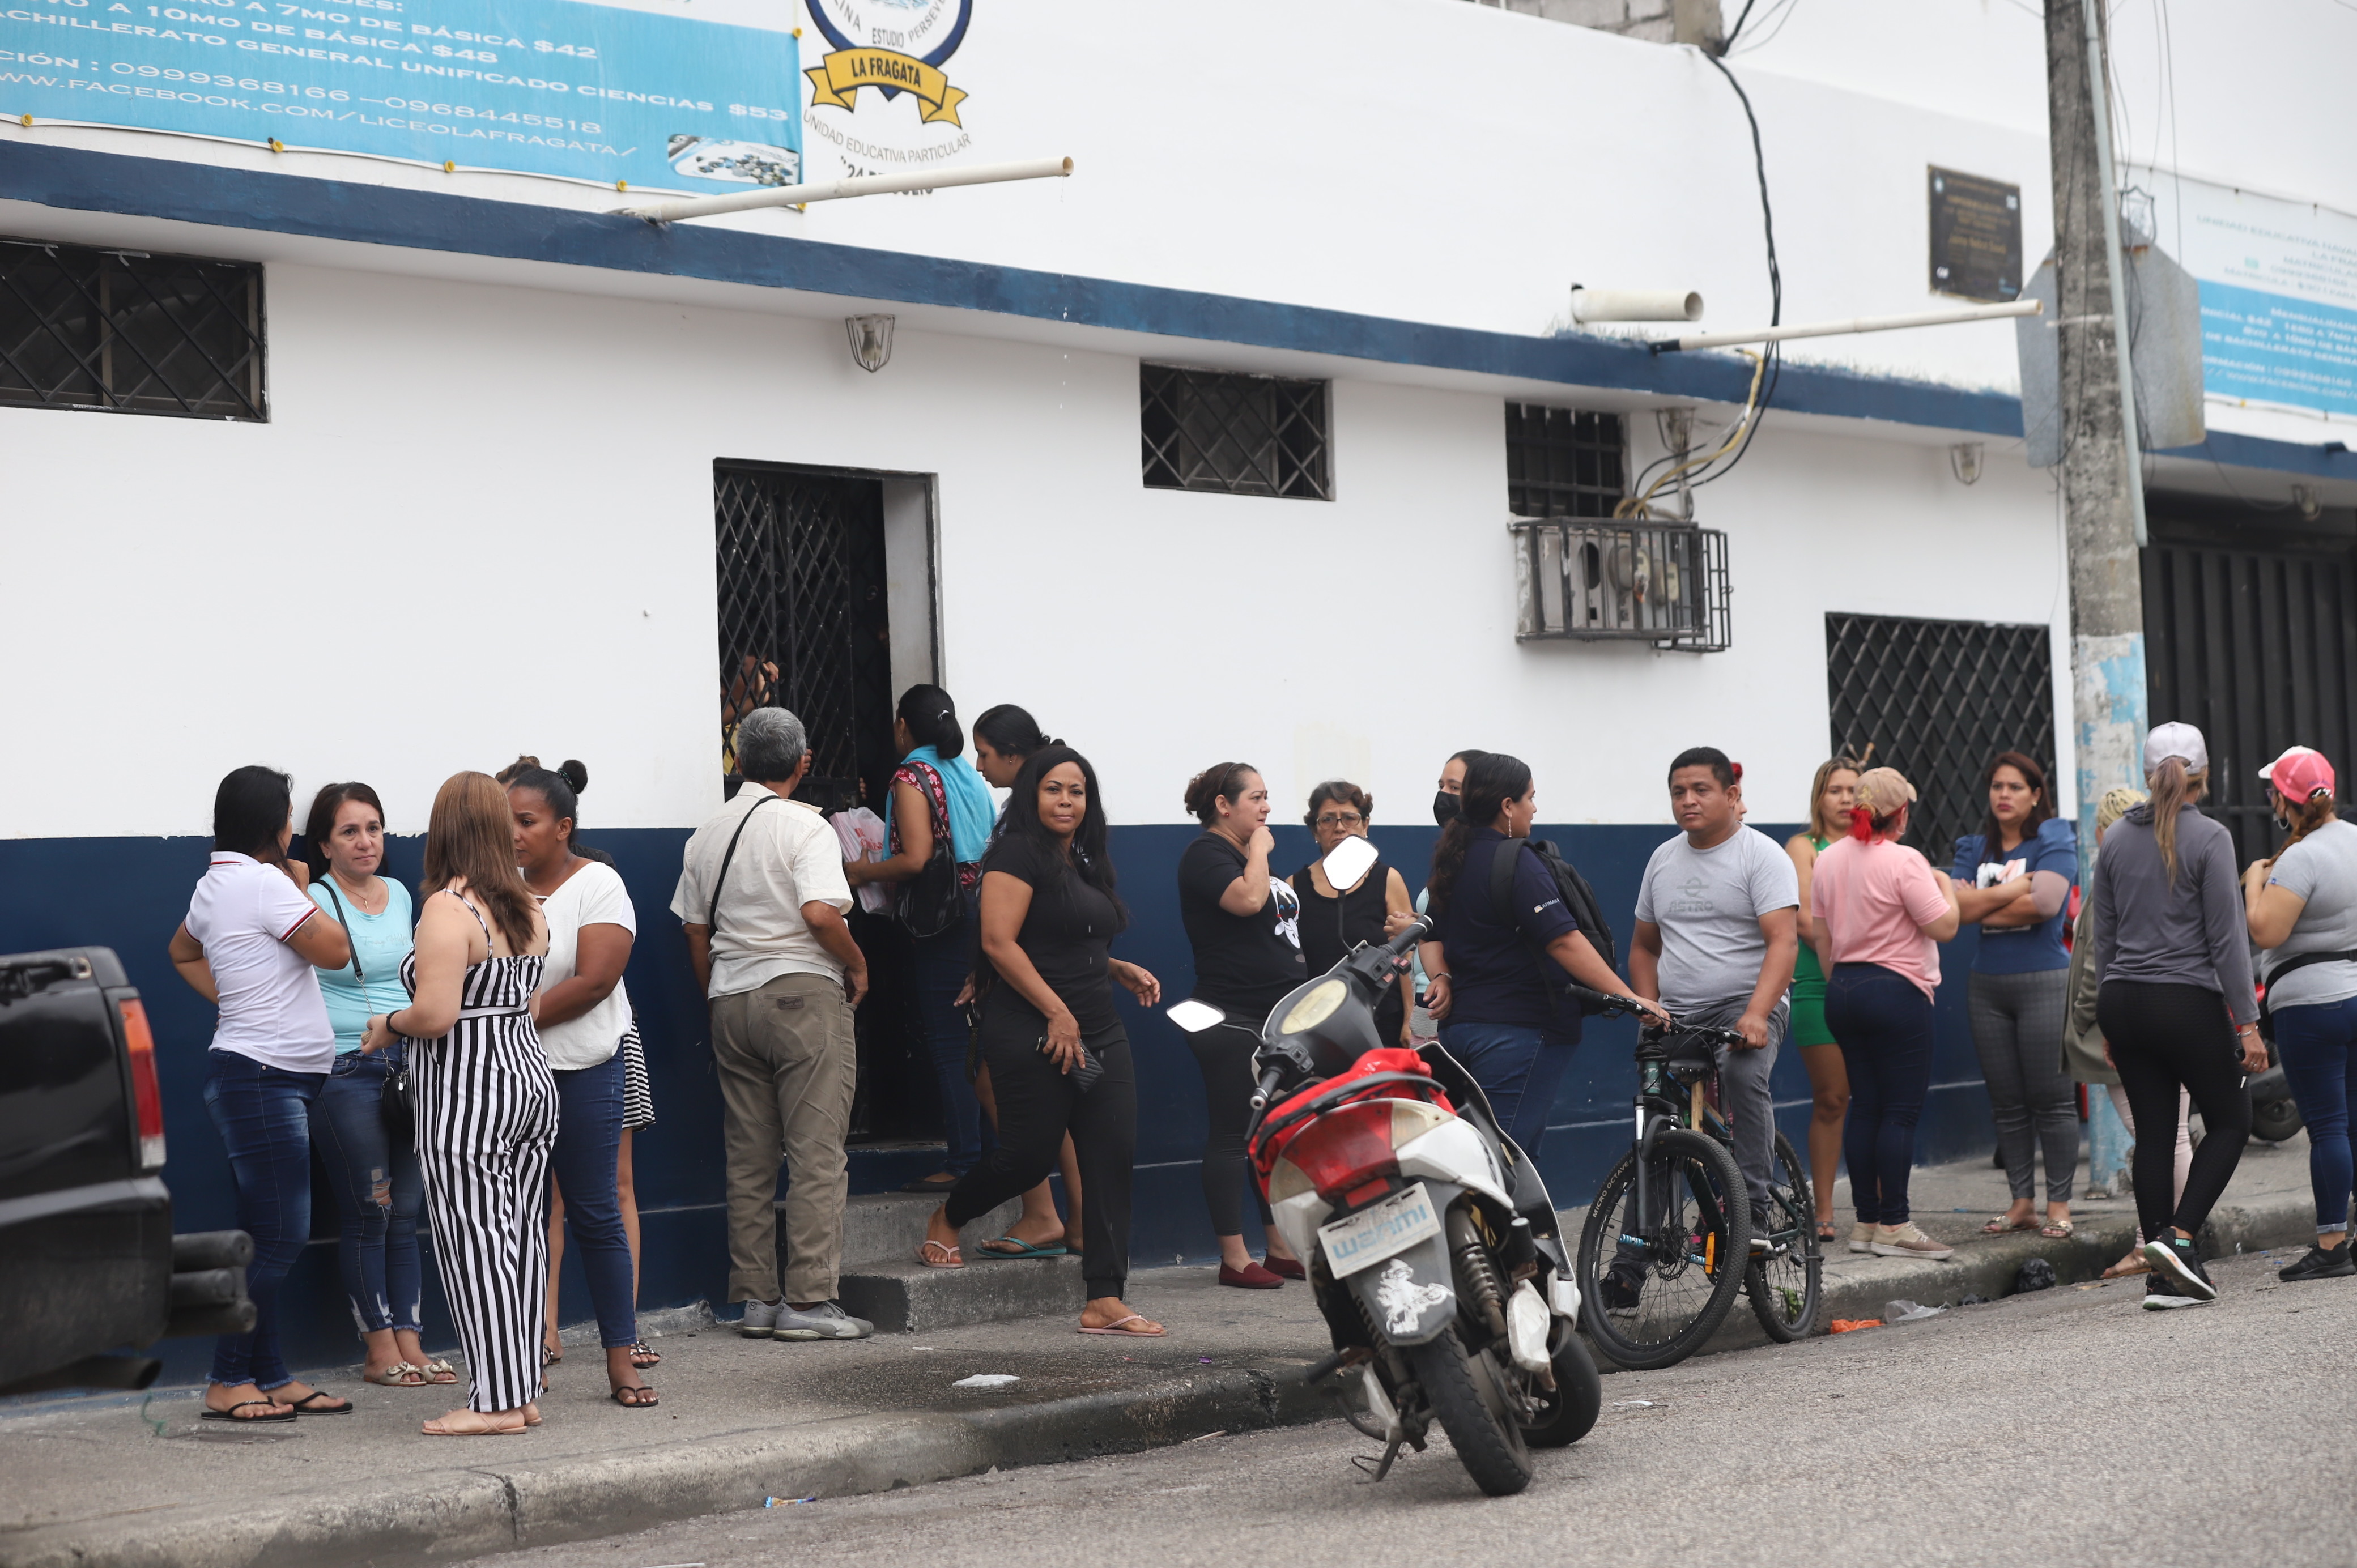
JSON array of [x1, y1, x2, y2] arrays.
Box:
[[0, 1138, 2322, 1568]]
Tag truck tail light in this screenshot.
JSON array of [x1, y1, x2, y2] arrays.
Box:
[[119, 998, 167, 1170]]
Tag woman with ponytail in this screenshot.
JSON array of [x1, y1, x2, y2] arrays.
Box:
[[2091, 723, 2264, 1310], [848, 685, 998, 1194], [1807, 768, 1961, 1261], [2244, 747, 2357, 1282]]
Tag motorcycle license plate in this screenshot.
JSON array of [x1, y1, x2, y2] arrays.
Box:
[[1318, 1182, 1442, 1278]]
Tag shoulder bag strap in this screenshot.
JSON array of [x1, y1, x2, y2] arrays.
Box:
[[707, 791, 781, 932], [319, 877, 361, 982]]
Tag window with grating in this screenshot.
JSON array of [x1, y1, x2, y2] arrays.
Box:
[[0, 238, 266, 420], [1140, 364, 1330, 500], [1505, 403, 1626, 518], [1826, 613, 2056, 869]]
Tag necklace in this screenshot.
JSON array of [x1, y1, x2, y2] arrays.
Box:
[[331, 869, 388, 916]]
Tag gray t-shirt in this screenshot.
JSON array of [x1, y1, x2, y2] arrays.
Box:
[[1633, 825, 1801, 1014], [2263, 820, 2357, 1011]]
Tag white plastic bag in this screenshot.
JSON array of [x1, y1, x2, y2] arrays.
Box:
[[830, 807, 892, 914]]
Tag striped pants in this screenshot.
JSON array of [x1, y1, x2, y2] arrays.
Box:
[[414, 1020, 559, 1413]]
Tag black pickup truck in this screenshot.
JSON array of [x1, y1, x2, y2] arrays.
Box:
[[0, 947, 254, 1396]]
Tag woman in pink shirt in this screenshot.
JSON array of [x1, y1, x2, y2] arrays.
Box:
[[1809, 768, 1962, 1262]]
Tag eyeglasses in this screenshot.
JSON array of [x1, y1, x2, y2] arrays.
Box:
[[1315, 812, 1365, 829]]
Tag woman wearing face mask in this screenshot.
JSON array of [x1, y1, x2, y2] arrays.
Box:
[[1176, 762, 1308, 1286], [301, 781, 450, 1390], [1406, 750, 1488, 1041], [1289, 781, 1414, 1046], [1784, 757, 1860, 1243], [505, 760, 655, 1408]]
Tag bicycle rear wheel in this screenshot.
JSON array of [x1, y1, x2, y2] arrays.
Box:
[[1746, 1131, 1822, 1343], [1576, 1128, 1752, 1370]]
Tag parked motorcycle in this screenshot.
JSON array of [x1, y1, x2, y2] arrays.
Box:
[[1168, 836, 1601, 1497]]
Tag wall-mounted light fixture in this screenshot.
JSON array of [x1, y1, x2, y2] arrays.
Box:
[[2294, 484, 2322, 520], [1950, 442, 1984, 485], [846, 314, 895, 374]]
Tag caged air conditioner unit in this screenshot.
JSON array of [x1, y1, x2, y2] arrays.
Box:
[[1510, 517, 1731, 651]]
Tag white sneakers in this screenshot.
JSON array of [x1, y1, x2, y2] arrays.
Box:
[[1868, 1222, 1956, 1260]]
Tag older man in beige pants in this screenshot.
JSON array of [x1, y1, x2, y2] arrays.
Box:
[[672, 706, 874, 1340]]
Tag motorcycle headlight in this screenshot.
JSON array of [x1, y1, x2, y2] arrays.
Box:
[[1280, 979, 1346, 1035]]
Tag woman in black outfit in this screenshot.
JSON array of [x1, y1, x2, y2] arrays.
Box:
[[917, 747, 1166, 1337], [1290, 780, 1415, 1048], [1176, 762, 1308, 1288]]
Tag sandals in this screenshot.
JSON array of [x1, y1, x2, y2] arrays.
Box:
[[1078, 1314, 1165, 1338], [542, 1341, 565, 1366], [422, 1411, 528, 1437], [917, 1239, 963, 1269], [1816, 1221, 1840, 1243], [202, 1399, 295, 1423], [1980, 1215, 2038, 1235], [284, 1389, 354, 1415], [365, 1362, 428, 1387], [610, 1384, 660, 1408], [418, 1358, 460, 1385], [629, 1340, 662, 1369], [975, 1235, 1068, 1260], [2040, 1218, 2075, 1239]]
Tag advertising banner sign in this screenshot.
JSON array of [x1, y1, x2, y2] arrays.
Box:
[[0, 0, 801, 190]]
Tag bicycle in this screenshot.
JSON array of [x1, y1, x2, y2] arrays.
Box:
[[1569, 988, 1823, 1371]]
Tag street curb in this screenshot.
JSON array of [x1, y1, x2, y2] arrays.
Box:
[[0, 1360, 1336, 1568]]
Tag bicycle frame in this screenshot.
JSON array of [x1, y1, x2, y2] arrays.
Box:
[[1626, 1032, 1738, 1269]]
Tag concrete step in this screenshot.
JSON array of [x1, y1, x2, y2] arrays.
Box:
[[835, 1190, 1028, 1269], [839, 1255, 1087, 1334]]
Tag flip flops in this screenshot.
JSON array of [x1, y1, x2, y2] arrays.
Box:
[[201, 1400, 294, 1423], [917, 1239, 963, 1269], [975, 1236, 1069, 1259], [284, 1390, 354, 1414], [1078, 1315, 1165, 1337]]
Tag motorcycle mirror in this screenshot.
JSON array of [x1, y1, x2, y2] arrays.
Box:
[[1165, 998, 1227, 1034], [1319, 833, 1379, 892]]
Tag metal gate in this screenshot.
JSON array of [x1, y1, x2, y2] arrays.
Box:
[[2143, 525, 2357, 863], [1825, 613, 2057, 867]]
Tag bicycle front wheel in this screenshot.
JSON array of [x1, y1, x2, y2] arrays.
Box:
[[1576, 1128, 1752, 1370], [1746, 1131, 1823, 1343]]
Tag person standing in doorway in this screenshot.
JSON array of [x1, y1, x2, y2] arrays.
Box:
[[1176, 762, 1308, 1287], [300, 781, 450, 1390], [1291, 781, 1415, 1047], [360, 772, 553, 1436], [671, 708, 875, 1343], [2243, 747, 2357, 1282], [1809, 767, 1962, 1262], [2091, 722, 2265, 1310], [1628, 748, 1799, 1242], [507, 760, 656, 1408], [844, 686, 997, 1196], [168, 766, 356, 1424], [918, 747, 1166, 1339], [1949, 751, 2080, 1241], [1784, 757, 1860, 1242], [1420, 753, 1654, 1154]]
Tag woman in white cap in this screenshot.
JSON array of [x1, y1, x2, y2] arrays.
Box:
[[2091, 721, 2266, 1310], [2244, 745, 2357, 1282], [1807, 766, 1962, 1260]]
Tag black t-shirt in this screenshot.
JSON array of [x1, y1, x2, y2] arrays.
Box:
[[1292, 855, 1406, 1043], [984, 832, 1120, 1032], [1177, 830, 1307, 1016]]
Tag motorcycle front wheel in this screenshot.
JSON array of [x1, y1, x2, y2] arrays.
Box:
[[1576, 1127, 1752, 1371], [1406, 1326, 1534, 1496], [1517, 1332, 1601, 1448]]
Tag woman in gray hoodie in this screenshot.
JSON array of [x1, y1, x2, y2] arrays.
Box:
[[2091, 722, 2267, 1310]]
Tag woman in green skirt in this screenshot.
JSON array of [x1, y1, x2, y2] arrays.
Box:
[[1785, 757, 1862, 1242]]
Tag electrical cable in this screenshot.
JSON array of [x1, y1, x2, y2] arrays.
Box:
[[1680, 51, 1781, 494]]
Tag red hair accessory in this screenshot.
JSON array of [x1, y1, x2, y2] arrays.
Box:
[[1730, 761, 1744, 782], [1847, 805, 1874, 841]]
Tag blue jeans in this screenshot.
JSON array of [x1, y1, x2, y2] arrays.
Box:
[[202, 1050, 324, 1390], [1437, 1020, 1577, 1157], [549, 1053, 636, 1349], [2274, 995, 2357, 1235], [1826, 964, 1937, 1226], [309, 1048, 425, 1335], [913, 918, 989, 1176]]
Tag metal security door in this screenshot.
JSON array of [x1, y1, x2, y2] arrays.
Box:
[[2143, 526, 2357, 863]]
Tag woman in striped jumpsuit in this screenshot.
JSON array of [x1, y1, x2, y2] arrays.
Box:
[[364, 772, 554, 1437]]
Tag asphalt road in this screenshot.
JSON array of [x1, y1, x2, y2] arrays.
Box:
[[469, 1252, 2356, 1568]]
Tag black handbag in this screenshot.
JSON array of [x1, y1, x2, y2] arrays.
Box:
[[894, 761, 966, 940], [320, 875, 417, 1140]]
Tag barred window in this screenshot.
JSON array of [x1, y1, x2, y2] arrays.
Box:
[[0, 238, 266, 420], [1506, 403, 1626, 518], [1140, 364, 1330, 500]]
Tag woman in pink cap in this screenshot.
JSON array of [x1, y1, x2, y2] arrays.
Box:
[[2244, 745, 2357, 1283]]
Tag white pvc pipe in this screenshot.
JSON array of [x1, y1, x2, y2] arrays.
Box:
[[1659, 297, 2041, 352], [617, 156, 1073, 223], [1571, 288, 1704, 323]]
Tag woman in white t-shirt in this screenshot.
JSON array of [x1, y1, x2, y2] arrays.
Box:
[[167, 766, 356, 1424], [506, 761, 656, 1408]]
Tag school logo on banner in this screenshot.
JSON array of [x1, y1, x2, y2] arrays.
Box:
[[803, 0, 973, 134]]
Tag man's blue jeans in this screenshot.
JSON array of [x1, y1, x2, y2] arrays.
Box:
[[2274, 995, 2357, 1235], [202, 1050, 323, 1390], [549, 1052, 637, 1348], [1437, 1020, 1577, 1157], [309, 1047, 425, 1335]]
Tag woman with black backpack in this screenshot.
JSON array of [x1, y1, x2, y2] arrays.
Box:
[[1419, 753, 1653, 1156], [845, 685, 998, 1194]]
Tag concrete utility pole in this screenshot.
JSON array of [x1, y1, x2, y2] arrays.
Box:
[[2047, 0, 2147, 1194]]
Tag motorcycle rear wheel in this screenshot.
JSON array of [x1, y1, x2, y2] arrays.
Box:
[[1517, 1332, 1601, 1448], [1406, 1327, 1534, 1496], [1576, 1128, 1752, 1371]]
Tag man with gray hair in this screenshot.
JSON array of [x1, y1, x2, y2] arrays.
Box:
[[672, 706, 874, 1340]]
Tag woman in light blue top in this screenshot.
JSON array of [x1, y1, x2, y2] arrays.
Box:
[[303, 781, 449, 1389]]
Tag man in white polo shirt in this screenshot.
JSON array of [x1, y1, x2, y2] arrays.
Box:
[[673, 706, 874, 1342]]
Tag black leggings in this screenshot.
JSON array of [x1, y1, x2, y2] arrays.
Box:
[[944, 1007, 1135, 1299], [2095, 980, 2252, 1243], [1187, 1021, 1276, 1239]]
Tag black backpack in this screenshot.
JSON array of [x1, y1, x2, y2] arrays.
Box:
[[1487, 836, 1620, 1016]]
